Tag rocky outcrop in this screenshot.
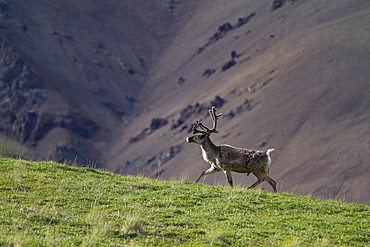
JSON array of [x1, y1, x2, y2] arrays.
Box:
[[271, 0, 299, 11], [129, 118, 168, 143], [224, 99, 257, 120], [195, 13, 256, 56], [146, 145, 181, 172], [0, 38, 46, 142], [272, 0, 286, 10], [118, 145, 181, 175], [171, 95, 226, 132], [47, 145, 80, 165], [0, 38, 99, 153]]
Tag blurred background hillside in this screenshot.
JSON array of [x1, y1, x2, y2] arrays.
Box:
[[1, 0, 369, 204]]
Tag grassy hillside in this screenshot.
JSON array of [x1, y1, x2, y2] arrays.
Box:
[[0, 158, 369, 246]]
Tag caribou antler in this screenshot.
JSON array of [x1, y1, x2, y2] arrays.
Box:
[[192, 106, 222, 134], [209, 106, 222, 131], [192, 123, 206, 134]]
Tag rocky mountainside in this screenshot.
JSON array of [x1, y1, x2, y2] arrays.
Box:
[[0, 0, 197, 165], [1, 0, 369, 204]]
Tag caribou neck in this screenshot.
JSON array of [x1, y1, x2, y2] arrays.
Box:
[[200, 135, 220, 164]]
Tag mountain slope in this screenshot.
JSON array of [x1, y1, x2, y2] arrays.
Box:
[[0, 0, 369, 204], [107, 0, 370, 204], [0, 0, 197, 165]]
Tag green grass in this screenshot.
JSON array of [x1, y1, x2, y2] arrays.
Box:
[[0, 158, 369, 246]]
